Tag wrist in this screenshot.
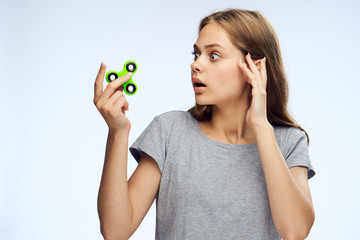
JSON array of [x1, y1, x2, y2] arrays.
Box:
[[108, 127, 130, 137], [254, 121, 273, 140]]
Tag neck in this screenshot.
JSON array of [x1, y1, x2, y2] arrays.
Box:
[[208, 100, 255, 144]]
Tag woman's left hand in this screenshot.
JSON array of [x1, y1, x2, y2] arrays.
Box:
[[238, 53, 270, 133]]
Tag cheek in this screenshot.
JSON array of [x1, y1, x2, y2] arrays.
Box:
[[222, 65, 247, 89], [212, 64, 236, 81], [208, 61, 247, 93]]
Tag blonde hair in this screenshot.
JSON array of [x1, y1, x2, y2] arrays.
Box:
[[188, 8, 309, 144]]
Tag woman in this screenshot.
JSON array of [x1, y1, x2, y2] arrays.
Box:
[[94, 8, 315, 240]]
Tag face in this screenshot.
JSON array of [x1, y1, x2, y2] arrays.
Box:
[[191, 22, 249, 106]]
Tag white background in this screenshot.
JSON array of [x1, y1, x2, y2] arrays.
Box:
[[1, 0, 360, 239]]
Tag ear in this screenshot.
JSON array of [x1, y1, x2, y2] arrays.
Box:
[[254, 59, 262, 72]]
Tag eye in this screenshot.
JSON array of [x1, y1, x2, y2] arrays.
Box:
[[191, 51, 200, 61], [211, 53, 220, 60]]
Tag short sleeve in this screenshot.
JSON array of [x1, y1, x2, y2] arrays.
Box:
[[129, 116, 167, 173], [284, 128, 315, 179]]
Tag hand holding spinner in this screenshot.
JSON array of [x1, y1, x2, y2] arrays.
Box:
[[105, 60, 138, 95]]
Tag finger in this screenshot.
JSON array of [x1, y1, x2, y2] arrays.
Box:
[[238, 58, 249, 76], [245, 53, 259, 74], [260, 57, 267, 85], [94, 62, 106, 103], [106, 90, 123, 106], [250, 76, 261, 94], [114, 95, 129, 114], [242, 62, 261, 92], [102, 72, 132, 100], [123, 98, 129, 111], [239, 58, 254, 84]]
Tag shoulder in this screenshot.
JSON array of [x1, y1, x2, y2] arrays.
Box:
[[156, 110, 192, 119], [273, 125, 307, 143], [150, 110, 197, 144], [273, 125, 309, 154], [147, 110, 196, 135], [154, 110, 195, 126]]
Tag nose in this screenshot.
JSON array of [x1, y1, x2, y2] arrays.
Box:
[[190, 59, 203, 73]]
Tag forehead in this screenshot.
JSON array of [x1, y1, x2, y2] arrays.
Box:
[[195, 22, 233, 48]]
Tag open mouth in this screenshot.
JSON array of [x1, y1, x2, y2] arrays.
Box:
[[194, 82, 206, 87]]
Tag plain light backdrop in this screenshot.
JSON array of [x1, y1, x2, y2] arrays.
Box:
[[1, 0, 360, 239]]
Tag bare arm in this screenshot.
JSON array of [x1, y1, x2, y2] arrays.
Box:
[[255, 123, 315, 240], [240, 54, 315, 240], [97, 129, 132, 239], [94, 62, 161, 239], [97, 131, 161, 240]]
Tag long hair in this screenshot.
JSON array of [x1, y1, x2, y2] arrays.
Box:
[[188, 8, 309, 144]]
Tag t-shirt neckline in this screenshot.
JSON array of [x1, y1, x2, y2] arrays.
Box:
[[192, 116, 258, 150]]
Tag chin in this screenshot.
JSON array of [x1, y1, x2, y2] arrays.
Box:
[[195, 96, 213, 106]]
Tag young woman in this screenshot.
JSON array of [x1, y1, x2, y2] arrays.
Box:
[[94, 8, 315, 240]]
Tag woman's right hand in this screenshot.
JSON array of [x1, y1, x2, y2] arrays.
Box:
[[93, 62, 132, 133]]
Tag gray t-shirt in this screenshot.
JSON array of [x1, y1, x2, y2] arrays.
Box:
[[130, 110, 315, 240]]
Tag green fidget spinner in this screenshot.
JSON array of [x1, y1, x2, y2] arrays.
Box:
[[105, 60, 138, 95]]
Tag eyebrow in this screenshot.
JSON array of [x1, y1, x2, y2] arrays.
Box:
[[193, 43, 225, 51]]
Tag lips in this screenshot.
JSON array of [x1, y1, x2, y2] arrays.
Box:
[[192, 77, 206, 93], [192, 77, 206, 87]]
